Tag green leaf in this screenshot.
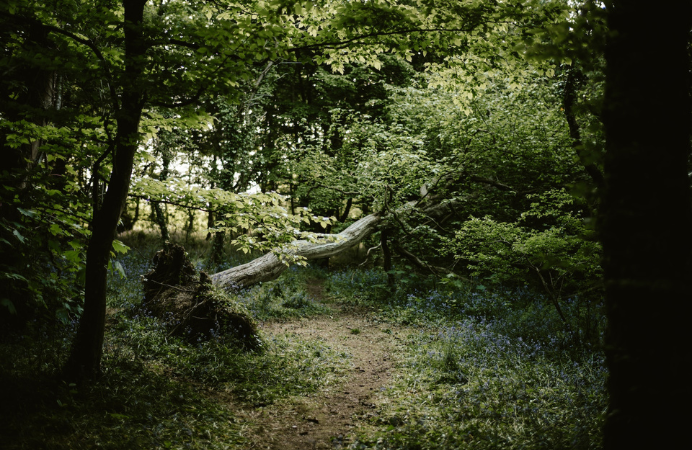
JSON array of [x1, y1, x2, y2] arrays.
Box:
[[112, 240, 130, 254], [113, 260, 126, 279], [12, 229, 25, 243], [3, 272, 28, 282], [1, 298, 17, 314], [49, 223, 62, 236], [16, 207, 36, 217]]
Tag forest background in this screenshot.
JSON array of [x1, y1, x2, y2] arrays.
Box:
[[1, 0, 690, 449]]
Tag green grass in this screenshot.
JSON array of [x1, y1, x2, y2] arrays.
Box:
[[0, 333, 246, 450], [234, 270, 332, 321], [325, 267, 607, 449], [351, 326, 605, 449]]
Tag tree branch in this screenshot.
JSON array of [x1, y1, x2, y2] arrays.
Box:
[[127, 194, 214, 212], [288, 26, 477, 53], [393, 241, 468, 280], [150, 85, 206, 109]]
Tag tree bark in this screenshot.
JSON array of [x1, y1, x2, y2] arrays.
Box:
[[210, 213, 381, 288], [153, 150, 171, 243], [601, 1, 692, 447], [339, 198, 353, 222], [64, 0, 147, 380]]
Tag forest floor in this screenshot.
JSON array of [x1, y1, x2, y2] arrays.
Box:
[[0, 239, 607, 450], [234, 280, 404, 449]]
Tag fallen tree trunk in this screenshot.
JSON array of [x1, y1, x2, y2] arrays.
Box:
[[209, 197, 465, 290], [210, 212, 382, 288]]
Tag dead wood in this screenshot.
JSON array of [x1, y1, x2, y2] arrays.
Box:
[[142, 244, 259, 348]]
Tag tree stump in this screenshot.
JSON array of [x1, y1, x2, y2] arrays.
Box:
[[141, 244, 260, 349]]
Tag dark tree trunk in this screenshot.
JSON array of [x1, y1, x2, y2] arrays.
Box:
[[339, 198, 353, 222], [64, 0, 147, 380], [381, 229, 394, 288], [184, 209, 195, 242], [601, 1, 692, 447], [563, 63, 605, 191], [210, 230, 225, 266], [153, 202, 170, 243], [0, 19, 56, 193], [118, 197, 139, 233], [153, 149, 171, 243], [206, 209, 214, 241]]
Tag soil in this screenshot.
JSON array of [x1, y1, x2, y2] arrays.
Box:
[[236, 280, 402, 449]]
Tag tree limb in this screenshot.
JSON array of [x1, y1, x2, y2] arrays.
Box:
[[208, 195, 467, 289], [393, 242, 468, 280], [210, 213, 381, 288]]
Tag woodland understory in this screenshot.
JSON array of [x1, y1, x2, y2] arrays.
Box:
[[1, 0, 691, 449]]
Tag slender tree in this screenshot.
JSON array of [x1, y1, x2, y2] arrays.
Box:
[[601, 1, 692, 447], [64, 0, 148, 379]]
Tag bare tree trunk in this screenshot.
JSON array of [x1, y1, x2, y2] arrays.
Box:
[[209, 198, 465, 289]]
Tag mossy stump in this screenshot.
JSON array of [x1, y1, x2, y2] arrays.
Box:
[[141, 244, 260, 349]]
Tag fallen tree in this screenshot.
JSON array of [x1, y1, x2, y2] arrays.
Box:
[[209, 197, 464, 289], [210, 212, 383, 288]]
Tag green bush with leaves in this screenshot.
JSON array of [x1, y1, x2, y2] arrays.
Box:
[[445, 189, 601, 330]]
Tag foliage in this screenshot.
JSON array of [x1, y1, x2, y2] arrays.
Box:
[[131, 177, 336, 263], [446, 189, 602, 300], [327, 265, 605, 347], [107, 235, 347, 404], [0, 350, 247, 450], [236, 270, 332, 320], [1, 230, 607, 448]]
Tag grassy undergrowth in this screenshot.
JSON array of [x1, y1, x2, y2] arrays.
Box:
[[234, 266, 332, 320], [0, 233, 346, 450], [327, 268, 607, 449]]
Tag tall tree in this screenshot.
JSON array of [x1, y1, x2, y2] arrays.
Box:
[[601, 1, 692, 447], [64, 0, 149, 379]]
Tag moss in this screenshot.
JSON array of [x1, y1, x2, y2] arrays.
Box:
[[141, 244, 260, 349]]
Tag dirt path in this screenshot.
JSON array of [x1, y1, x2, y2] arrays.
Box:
[[236, 281, 400, 449]]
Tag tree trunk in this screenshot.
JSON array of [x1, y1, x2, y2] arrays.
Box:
[[381, 229, 395, 288], [563, 63, 605, 190], [339, 198, 353, 222], [601, 1, 692, 447], [153, 202, 170, 243], [209, 230, 225, 266], [64, 0, 147, 380], [153, 148, 171, 243], [209, 198, 463, 289], [184, 209, 195, 242], [211, 213, 381, 288]]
